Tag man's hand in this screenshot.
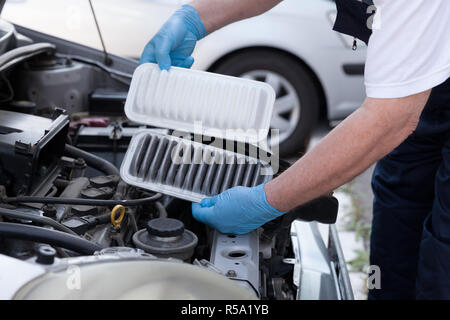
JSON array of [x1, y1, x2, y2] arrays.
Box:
[[139, 4, 206, 69], [140, 0, 282, 69], [191, 184, 285, 234]]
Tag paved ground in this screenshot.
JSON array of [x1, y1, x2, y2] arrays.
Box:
[[290, 122, 374, 300]]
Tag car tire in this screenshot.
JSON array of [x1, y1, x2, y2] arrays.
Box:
[[212, 49, 321, 157]]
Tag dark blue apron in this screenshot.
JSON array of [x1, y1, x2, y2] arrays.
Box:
[[332, 0, 450, 300], [333, 0, 374, 45]]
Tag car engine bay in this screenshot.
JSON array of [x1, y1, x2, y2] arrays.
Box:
[[0, 20, 351, 300]]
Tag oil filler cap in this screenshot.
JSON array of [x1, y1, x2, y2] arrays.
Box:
[[146, 218, 184, 238]]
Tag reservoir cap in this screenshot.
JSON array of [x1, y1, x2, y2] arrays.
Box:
[[146, 218, 184, 238]]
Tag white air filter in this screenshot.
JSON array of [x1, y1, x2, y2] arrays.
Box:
[[124, 63, 276, 143]]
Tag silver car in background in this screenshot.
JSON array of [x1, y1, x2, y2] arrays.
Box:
[[3, 0, 366, 156]]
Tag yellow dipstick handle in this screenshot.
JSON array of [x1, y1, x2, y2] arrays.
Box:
[[111, 205, 125, 228]]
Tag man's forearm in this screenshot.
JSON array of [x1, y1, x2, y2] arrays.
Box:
[[265, 91, 431, 212], [190, 0, 282, 34]]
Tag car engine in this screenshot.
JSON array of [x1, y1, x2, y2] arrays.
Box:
[[0, 20, 350, 300]]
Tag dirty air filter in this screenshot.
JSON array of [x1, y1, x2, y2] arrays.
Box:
[[120, 131, 273, 202]]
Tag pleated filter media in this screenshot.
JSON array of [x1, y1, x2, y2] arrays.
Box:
[[121, 63, 276, 202], [124, 63, 275, 143]]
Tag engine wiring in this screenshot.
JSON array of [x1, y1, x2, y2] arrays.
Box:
[[0, 222, 103, 255], [2, 193, 162, 207], [0, 207, 77, 235]]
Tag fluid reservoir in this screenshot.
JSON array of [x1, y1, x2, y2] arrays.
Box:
[[132, 218, 198, 261]]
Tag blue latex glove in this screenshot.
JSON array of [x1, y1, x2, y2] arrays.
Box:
[[139, 4, 206, 69], [192, 184, 287, 235]]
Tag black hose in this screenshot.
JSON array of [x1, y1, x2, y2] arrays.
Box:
[[0, 222, 102, 255], [64, 144, 119, 176], [154, 201, 168, 218], [0, 207, 77, 235], [3, 193, 162, 207]]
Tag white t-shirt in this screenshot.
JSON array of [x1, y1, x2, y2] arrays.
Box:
[[365, 0, 450, 98]]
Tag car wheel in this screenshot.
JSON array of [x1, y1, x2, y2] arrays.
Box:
[[212, 50, 321, 157]]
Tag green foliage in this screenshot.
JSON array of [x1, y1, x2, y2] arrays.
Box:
[[347, 249, 370, 273]]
